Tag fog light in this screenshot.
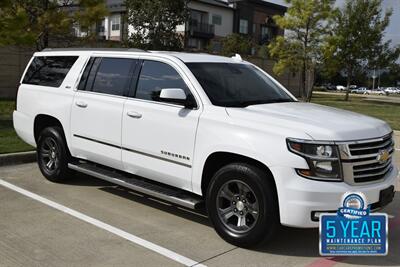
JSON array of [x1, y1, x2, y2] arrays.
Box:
[[311, 210, 336, 221]]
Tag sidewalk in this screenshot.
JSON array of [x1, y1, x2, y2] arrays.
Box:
[[395, 131, 400, 149], [314, 91, 400, 104]]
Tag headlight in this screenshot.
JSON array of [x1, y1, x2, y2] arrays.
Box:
[[287, 138, 342, 181]]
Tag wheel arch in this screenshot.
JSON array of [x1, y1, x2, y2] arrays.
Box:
[[201, 152, 277, 200], [34, 114, 67, 146]]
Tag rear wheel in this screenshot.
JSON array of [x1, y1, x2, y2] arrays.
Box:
[[37, 127, 72, 182], [206, 163, 279, 248]]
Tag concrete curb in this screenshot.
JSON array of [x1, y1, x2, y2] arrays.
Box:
[[0, 151, 36, 167]]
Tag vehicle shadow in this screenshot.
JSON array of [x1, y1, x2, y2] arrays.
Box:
[[63, 172, 115, 187], [66, 173, 400, 265], [65, 172, 211, 227]]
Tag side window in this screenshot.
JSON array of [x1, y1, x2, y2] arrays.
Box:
[[78, 57, 136, 97], [135, 60, 191, 102], [23, 56, 78, 87]]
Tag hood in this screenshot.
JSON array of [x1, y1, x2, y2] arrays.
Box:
[[226, 102, 391, 141]]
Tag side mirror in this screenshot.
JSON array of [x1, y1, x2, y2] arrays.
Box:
[[159, 88, 196, 109]]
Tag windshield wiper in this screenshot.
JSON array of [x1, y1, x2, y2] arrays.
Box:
[[227, 99, 294, 107]]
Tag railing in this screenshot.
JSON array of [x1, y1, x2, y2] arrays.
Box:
[[188, 19, 215, 37]]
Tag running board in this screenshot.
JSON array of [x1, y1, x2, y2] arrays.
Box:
[[68, 162, 203, 209]]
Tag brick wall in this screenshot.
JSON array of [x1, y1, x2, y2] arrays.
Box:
[[0, 47, 34, 99]]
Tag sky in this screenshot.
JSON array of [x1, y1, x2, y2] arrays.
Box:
[[267, 0, 400, 46]]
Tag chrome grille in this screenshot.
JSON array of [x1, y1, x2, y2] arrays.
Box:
[[338, 133, 395, 184]]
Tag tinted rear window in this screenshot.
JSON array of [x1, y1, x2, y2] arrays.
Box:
[[78, 57, 137, 97], [92, 58, 135, 96], [23, 56, 78, 87]]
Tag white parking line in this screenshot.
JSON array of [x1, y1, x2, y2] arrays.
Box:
[[0, 179, 206, 267]]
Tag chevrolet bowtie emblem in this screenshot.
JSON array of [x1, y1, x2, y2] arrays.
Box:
[[376, 149, 390, 164]]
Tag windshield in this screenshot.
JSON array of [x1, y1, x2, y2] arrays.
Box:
[[186, 63, 295, 107]]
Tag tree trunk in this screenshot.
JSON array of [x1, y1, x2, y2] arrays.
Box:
[[302, 62, 307, 101], [345, 69, 351, 101], [305, 67, 315, 102]]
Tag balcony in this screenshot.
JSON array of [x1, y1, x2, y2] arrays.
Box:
[[188, 19, 215, 39]]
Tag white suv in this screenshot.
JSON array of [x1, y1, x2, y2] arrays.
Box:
[[14, 48, 397, 247]]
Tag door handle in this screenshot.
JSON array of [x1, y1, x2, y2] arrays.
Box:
[[75, 101, 88, 108], [127, 111, 142, 119]]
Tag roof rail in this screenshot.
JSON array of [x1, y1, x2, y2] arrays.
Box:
[[41, 48, 147, 52]]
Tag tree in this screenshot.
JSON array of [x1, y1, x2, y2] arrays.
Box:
[[125, 0, 188, 50], [220, 33, 253, 56], [379, 63, 400, 87], [0, 0, 108, 51], [325, 0, 400, 101], [268, 0, 334, 101]]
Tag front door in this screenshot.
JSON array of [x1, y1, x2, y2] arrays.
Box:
[[121, 59, 201, 191]]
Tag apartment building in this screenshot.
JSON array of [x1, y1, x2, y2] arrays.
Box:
[[72, 0, 286, 49], [181, 0, 286, 52], [73, 0, 126, 41], [233, 0, 286, 46], [181, 0, 235, 51]]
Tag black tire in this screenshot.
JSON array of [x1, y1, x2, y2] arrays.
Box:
[[206, 163, 279, 248], [37, 127, 72, 182]]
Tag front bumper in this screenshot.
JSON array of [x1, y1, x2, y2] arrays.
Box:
[[270, 165, 398, 228]]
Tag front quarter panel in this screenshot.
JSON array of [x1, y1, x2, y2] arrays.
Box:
[[191, 106, 311, 195]]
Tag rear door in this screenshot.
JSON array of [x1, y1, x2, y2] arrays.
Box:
[[70, 56, 138, 170]]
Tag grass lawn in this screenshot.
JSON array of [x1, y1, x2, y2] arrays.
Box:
[[0, 100, 34, 154], [311, 93, 400, 130]]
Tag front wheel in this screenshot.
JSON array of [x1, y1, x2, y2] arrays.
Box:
[[37, 127, 72, 182], [206, 163, 279, 248]]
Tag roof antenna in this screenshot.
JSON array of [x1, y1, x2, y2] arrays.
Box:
[[232, 53, 242, 61]]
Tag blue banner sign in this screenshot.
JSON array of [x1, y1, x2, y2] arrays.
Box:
[[319, 192, 388, 256], [320, 214, 388, 255]]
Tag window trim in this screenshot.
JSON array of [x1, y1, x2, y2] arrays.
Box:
[[129, 59, 199, 109]]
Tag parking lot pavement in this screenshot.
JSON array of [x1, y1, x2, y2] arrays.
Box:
[[0, 160, 399, 267]]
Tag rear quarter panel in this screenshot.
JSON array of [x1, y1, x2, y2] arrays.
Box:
[[14, 54, 88, 149]]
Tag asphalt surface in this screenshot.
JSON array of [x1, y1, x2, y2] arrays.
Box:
[[0, 146, 399, 266]]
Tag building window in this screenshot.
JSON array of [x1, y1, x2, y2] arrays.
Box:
[[188, 38, 198, 48], [111, 16, 120, 31], [253, 23, 256, 33], [212, 14, 222, 25], [239, 19, 248, 34], [97, 19, 105, 34], [260, 25, 275, 44]]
